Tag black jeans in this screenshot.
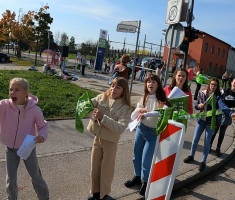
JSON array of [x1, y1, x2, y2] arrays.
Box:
[[194, 82, 201, 100], [210, 125, 228, 150], [81, 64, 86, 75]]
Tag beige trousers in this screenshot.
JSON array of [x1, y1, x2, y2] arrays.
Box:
[[90, 137, 118, 199]]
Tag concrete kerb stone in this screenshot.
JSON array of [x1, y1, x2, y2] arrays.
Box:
[[173, 125, 235, 192]]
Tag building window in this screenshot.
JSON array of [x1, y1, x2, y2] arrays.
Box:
[[204, 43, 208, 52], [211, 45, 214, 54], [189, 59, 196, 68], [222, 50, 225, 57], [215, 64, 217, 73], [209, 62, 212, 72], [217, 48, 220, 56], [220, 65, 223, 73]]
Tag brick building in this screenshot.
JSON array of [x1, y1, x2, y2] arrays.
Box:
[[163, 30, 231, 77]]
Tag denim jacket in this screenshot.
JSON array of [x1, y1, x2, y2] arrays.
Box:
[[195, 90, 233, 127]]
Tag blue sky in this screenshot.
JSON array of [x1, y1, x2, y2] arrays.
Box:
[[0, 0, 235, 52]]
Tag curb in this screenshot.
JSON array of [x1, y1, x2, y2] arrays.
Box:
[[173, 134, 235, 191]]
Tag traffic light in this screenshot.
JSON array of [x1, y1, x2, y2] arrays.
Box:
[[189, 27, 199, 42], [180, 27, 190, 52]]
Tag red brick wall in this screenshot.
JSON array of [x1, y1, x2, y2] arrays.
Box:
[[163, 32, 230, 76]]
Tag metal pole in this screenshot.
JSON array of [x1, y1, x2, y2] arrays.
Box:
[[159, 39, 162, 58], [130, 20, 141, 96], [143, 34, 146, 58], [123, 37, 126, 51], [163, 25, 175, 87], [183, 0, 194, 69], [47, 31, 50, 64]]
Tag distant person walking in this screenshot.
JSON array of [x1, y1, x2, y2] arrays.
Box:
[[194, 69, 208, 100], [114, 54, 131, 80], [90, 57, 95, 68], [228, 72, 233, 88], [187, 66, 196, 82], [160, 64, 166, 84], [81, 55, 87, 76], [77, 51, 81, 65], [155, 63, 162, 78], [222, 71, 229, 89]]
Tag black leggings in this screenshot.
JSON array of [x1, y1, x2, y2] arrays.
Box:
[[210, 125, 228, 150], [194, 82, 201, 100]]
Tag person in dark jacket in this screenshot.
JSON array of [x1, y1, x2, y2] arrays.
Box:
[[210, 78, 235, 156], [184, 78, 235, 171]]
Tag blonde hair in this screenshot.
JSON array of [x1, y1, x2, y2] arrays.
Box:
[[10, 78, 29, 92], [104, 77, 131, 107], [10, 78, 29, 108]]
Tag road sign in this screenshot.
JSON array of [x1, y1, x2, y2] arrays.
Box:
[[165, 0, 184, 25], [120, 21, 138, 27], [165, 23, 185, 48], [117, 24, 137, 33]]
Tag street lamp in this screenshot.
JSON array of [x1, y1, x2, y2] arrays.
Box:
[[47, 30, 51, 64]]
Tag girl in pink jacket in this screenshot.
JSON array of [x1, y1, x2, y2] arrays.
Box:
[[0, 78, 49, 200]]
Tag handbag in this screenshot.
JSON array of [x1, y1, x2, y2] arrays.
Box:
[[108, 71, 119, 85]]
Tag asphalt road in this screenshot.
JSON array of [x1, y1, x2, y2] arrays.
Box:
[[171, 154, 235, 200]]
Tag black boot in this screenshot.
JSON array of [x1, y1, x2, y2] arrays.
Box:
[[124, 176, 141, 188], [87, 192, 100, 200], [183, 156, 194, 163], [139, 182, 147, 196], [216, 148, 221, 157]]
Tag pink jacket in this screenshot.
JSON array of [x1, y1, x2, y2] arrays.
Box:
[[0, 94, 48, 149]]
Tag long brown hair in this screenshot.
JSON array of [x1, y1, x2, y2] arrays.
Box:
[[143, 74, 171, 107], [206, 77, 220, 98], [104, 77, 131, 107], [169, 67, 190, 92]]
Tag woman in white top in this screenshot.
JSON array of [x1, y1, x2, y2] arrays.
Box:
[[124, 74, 171, 196]]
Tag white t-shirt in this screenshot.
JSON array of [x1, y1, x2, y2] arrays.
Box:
[[132, 94, 159, 128]]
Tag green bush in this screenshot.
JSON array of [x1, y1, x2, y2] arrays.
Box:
[[0, 70, 97, 119]]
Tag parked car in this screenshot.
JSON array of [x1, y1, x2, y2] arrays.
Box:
[[0, 53, 10, 63], [141, 57, 162, 69]]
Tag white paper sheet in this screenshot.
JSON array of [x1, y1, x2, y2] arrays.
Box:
[[17, 134, 36, 160], [168, 87, 186, 99], [143, 111, 160, 117], [127, 118, 140, 132]]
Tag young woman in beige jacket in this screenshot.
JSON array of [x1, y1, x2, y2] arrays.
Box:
[[87, 77, 131, 200]]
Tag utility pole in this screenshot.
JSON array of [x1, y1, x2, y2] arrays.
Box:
[[123, 37, 126, 51], [159, 39, 162, 58], [143, 34, 146, 58], [183, 0, 194, 69], [130, 20, 141, 95]]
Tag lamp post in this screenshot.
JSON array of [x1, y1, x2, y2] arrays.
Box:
[[47, 30, 50, 64]]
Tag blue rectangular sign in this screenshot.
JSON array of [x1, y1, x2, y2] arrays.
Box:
[[94, 47, 106, 71]]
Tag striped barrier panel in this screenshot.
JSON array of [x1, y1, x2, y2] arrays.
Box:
[[145, 120, 185, 200]]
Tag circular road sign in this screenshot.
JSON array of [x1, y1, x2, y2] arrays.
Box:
[[165, 23, 185, 49]]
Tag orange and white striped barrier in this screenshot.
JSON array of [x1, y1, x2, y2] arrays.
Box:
[[145, 120, 185, 200]]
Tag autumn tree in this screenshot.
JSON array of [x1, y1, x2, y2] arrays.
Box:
[[0, 10, 17, 52], [33, 5, 53, 65]]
